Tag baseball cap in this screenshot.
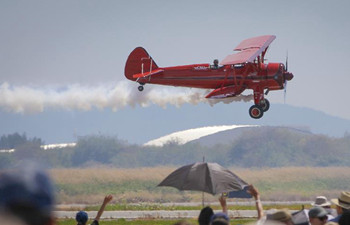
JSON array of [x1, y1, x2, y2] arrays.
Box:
[[308, 206, 328, 218], [76, 211, 89, 224], [210, 212, 230, 225]]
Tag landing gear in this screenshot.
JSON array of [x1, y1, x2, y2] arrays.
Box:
[[249, 105, 264, 119], [138, 85, 144, 91], [259, 99, 270, 112], [251, 87, 270, 119], [137, 82, 145, 91]]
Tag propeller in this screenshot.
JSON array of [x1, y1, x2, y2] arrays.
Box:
[[285, 51, 288, 71], [284, 80, 287, 104], [284, 51, 288, 104]]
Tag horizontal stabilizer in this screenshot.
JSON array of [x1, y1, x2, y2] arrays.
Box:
[[132, 69, 164, 79]]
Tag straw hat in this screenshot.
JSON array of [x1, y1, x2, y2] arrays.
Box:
[[311, 196, 331, 207], [331, 191, 350, 209], [267, 209, 292, 222]]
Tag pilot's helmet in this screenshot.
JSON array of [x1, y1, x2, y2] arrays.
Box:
[[213, 59, 219, 65]]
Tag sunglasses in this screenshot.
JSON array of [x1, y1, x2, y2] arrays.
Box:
[[317, 216, 328, 221]]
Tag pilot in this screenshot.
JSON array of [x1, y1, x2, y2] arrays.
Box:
[[211, 59, 219, 69]]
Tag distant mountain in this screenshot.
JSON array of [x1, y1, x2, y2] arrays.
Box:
[[143, 125, 258, 147], [0, 102, 349, 144], [190, 125, 313, 147], [144, 125, 313, 147]]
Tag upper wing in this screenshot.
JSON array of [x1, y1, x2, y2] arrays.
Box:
[[220, 35, 276, 65]]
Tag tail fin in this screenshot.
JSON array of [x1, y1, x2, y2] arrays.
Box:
[[124, 47, 159, 81]]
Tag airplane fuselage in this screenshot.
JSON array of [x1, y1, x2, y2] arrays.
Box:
[[136, 62, 287, 93]]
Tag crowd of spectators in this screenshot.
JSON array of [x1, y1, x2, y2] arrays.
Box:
[[0, 166, 349, 225]]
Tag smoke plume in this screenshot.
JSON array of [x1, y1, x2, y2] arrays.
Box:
[[0, 82, 253, 114]]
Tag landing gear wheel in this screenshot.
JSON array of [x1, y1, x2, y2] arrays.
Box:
[[138, 85, 144, 92], [249, 105, 264, 119], [259, 99, 270, 112]]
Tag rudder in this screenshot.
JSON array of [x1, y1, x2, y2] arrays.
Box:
[[124, 47, 159, 81]]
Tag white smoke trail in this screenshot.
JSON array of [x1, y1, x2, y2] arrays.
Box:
[[0, 82, 253, 114]]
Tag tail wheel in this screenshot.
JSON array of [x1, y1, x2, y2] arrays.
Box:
[[249, 105, 264, 119], [138, 85, 144, 91], [259, 99, 270, 112]]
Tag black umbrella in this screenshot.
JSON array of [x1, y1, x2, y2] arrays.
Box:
[[158, 162, 248, 195]]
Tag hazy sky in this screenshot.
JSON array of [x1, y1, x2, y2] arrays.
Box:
[[1, 0, 350, 119]]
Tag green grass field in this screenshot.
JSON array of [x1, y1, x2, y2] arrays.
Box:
[[57, 218, 254, 225], [51, 167, 350, 204]]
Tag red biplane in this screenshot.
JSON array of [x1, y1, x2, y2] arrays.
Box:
[[124, 35, 293, 119]]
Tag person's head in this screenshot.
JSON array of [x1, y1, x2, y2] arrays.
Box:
[[338, 210, 350, 225], [312, 196, 331, 209], [210, 212, 229, 225], [76, 211, 88, 225], [308, 207, 328, 225], [267, 209, 294, 225], [198, 206, 214, 225], [0, 166, 55, 225], [213, 59, 219, 66], [331, 191, 350, 215]]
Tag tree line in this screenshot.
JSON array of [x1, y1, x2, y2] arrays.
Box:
[[1, 127, 349, 169]]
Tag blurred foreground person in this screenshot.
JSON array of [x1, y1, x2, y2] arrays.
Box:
[[220, 184, 264, 219], [338, 210, 350, 225], [311, 196, 336, 219], [198, 193, 231, 225], [213, 184, 264, 225], [0, 166, 55, 225], [247, 184, 264, 220], [210, 212, 230, 225], [308, 207, 328, 225], [75, 195, 113, 225], [198, 206, 214, 225], [330, 191, 350, 223]]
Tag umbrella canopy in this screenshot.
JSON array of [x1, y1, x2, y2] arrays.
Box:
[[158, 162, 248, 195]]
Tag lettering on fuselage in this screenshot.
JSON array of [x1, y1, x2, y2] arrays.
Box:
[[193, 66, 209, 70]]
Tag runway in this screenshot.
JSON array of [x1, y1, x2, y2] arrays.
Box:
[[54, 209, 298, 219], [54, 201, 307, 219]]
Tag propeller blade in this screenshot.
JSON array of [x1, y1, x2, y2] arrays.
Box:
[[284, 81, 287, 104], [284, 50, 289, 104], [285, 51, 288, 71]]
